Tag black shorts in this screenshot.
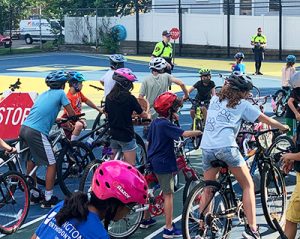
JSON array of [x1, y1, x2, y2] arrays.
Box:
[[19, 125, 56, 166]]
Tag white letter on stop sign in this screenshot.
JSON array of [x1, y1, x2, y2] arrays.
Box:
[[12, 108, 22, 126]]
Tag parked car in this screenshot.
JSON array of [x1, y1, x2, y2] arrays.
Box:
[[4, 30, 20, 40], [0, 34, 12, 48]]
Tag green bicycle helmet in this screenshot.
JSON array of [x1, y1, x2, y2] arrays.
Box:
[[199, 68, 211, 76]]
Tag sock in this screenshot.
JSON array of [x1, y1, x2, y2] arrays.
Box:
[[30, 189, 39, 197], [71, 135, 79, 141], [45, 190, 53, 201]]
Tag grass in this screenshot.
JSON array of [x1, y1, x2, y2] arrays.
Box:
[[0, 47, 43, 55]]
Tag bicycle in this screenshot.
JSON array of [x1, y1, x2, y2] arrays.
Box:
[[189, 98, 209, 149], [0, 171, 30, 235], [182, 128, 287, 238], [272, 87, 291, 117], [89, 84, 106, 132]]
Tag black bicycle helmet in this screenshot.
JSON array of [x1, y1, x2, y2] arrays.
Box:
[[227, 73, 253, 92], [45, 70, 69, 89]]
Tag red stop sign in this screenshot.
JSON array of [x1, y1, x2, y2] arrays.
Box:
[[0, 92, 35, 140], [170, 28, 181, 40]]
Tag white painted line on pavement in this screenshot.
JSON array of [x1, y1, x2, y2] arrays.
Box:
[[0, 215, 47, 238], [144, 214, 182, 239]]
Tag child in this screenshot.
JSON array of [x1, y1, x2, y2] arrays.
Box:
[[188, 68, 215, 121], [105, 68, 149, 166], [200, 73, 288, 239], [61, 71, 101, 141], [31, 160, 148, 239], [100, 54, 126, 98], [142, 92, 201, 237], [0, 138, 16, 154], [19, 70, 76, 208], [281, 152, 300, 239], [282, 55, 296, 91], [285, 72, 300, 140], [232, 52, 246, 74]]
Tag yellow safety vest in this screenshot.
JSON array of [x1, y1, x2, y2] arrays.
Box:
[[152, 41, 173, 59], [251, 34, 267, 44]]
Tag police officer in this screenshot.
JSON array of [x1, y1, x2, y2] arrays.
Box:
[[251, 27, 267, 75], [152, 30, 173, 74]]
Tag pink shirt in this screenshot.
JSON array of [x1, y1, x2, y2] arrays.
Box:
[[282, 66, 295, 87]]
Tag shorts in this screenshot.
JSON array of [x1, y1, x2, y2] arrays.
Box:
[[19, 125, 56, 166], [286, 172, 300, 223], [110, 139, 137, 152], [202, 147, 246, 171], [156, 173, 174, 194], [286, 118, 297, 137]]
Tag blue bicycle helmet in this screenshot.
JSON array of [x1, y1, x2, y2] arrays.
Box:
[[68, 71, 85, 83], [45, 70, 68, 89], [109, 54, 127, 69], [234, 52, 245, 59], [286, 55, 296, 63]]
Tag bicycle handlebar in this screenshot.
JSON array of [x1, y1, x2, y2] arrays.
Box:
[[89, 84, 104, 91], [188, 98, 210, 106], [56, 113, 86, 125], [132, 118, 152, 125], [247, 96, 268, 105], [239, 128, 280, 138]]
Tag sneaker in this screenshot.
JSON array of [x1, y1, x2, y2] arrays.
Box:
[[242, 225, 261, 239], [163, 223, 182, 238], [30, 192, 44, 205], [140, 218, 157, 229], [41, 196, 59, 208]]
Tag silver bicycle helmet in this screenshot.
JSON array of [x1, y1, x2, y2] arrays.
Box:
[[149, 57, 167, 71]]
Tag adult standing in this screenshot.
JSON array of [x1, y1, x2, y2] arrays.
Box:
[[251, 27, 267, 75], [152, 30, 173, 74]]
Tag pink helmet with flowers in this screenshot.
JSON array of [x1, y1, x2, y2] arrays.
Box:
[[91, 160, 148, 204], [113, 68, 137, 82]]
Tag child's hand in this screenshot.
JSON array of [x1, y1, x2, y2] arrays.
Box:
[[296, 113, 300, 121], [5, 147, 16, 155], [282, 161, 293, 174], [281, 153, 294, 164], [280, 124, 290, 133]]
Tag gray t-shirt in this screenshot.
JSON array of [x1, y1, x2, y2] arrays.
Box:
[[139, 73, 172, 118], [200, 95, 261, 149]]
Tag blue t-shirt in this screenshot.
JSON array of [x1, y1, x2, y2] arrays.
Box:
[[147, 118, 184, 174], [200, 96, 261, 149], [232, 63, 246, 74], [35, 201, 109, 239], [23, 89, 70, 136]]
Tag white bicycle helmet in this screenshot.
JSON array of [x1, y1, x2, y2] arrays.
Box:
[[289, 72, 300, 88], [149, 57, 167, 71]]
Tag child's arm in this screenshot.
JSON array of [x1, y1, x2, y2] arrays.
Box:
[[281, 152, 300, 174], [211, 87, 216, 96], [257, 113, 289, 131], [182, 130, 202, 138], [287, 97, 300, 121], [0, 138, 16, 153], [85, 99, 101, 112], [188, 86, 195, 95], [171, 77, 189, 100]]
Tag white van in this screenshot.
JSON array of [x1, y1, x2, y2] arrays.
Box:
[[20, 19, 64, 44]]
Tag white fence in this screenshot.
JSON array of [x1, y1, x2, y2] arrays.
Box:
[[65, 12, 300, 50]]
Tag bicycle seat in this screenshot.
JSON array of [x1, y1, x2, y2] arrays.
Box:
[[210, 160, 228, 168]]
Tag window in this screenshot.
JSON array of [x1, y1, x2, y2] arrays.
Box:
[[240, 0, 252, 15], [223, 0, 235, 15], [269, 0, 280, 11]]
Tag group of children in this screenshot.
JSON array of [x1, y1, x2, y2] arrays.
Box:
[[0, 52, 299, 239]]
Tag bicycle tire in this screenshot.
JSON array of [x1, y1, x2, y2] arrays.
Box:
[[91, 112, 104, 133], [273, 90, 286, 117], [135, 133, 147, 170], [79, 159, 102, 193], [250, 85, 260, 99], [58, 141, 96, 196], [192, 119, 203, 149], [182, 177, 201, 204], [108, 205, 144, 239], [182, 181, 231, 239], [261, 164, 286, 230], [0, 171, 30, 235]]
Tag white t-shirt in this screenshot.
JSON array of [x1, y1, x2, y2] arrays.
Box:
[[200, 95, 261, 149], [100, 69, 115, 97], [281, 66, 295, 87]]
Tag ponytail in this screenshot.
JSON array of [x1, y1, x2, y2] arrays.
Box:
[[55, 192, 89, 226]]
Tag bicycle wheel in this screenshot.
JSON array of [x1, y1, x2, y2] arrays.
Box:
[[261, 164, 286, 230], [182, 181, 231, 239], [79, 160, 102, 193], [108, 205, 144, 239], [0, 171, 30, 235], [267, 135, 295, 173], [273, 90, 286, 117], [182, 177, 202, 204], [250, 85, 260, 99], [58, 141, 96, 196], [92, 112, 106, 132], [135, 133, 147, 170], [192, 119, 204, 149]]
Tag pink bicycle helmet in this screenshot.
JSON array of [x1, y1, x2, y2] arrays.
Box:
[[113, 68, 137, 82], [91, 160, 148, 204]]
